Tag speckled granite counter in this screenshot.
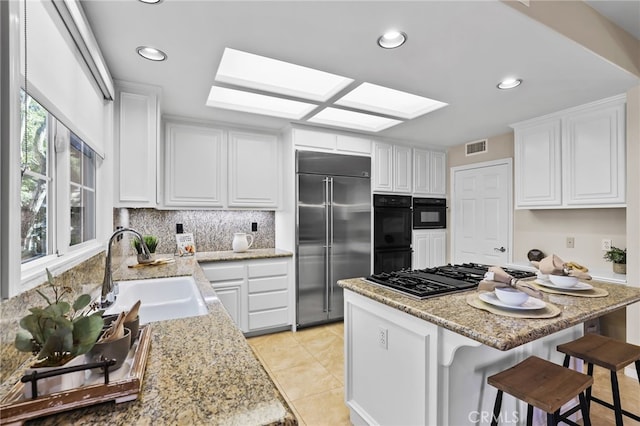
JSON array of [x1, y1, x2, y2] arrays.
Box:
[[338, 278, 640, 351], [1, 252, 296, 425], [196, 248, 293, 263]]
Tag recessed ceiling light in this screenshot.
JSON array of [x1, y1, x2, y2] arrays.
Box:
[[307, 107, 403, 132], [377, 31, 407, 49], [497, 78, 522, 90], [136, 46, 167, 61], [215, 48, 353, 102], [206, 86, 318, 120], [335, 82, 448, 119], [138, 0, 162, 4]]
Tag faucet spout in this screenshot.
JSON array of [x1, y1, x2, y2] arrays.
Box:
[[101, 228, 150, 308]]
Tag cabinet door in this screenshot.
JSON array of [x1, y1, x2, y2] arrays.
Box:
[[429, 230, 446, 267], [563, 102, 625, 206], [214, 285, 244, 331], [292, 128, 336, 150], [430, 151, 446, 195], [164, 122, 226, 207], [412, 231, 430, 270], [336, 134, 371, 155], [514, 120, 562, 208], [115, 83, 159, 207], [393, 145, 412, 193], [373, 142, 393, 192], [413, 149, 431, 195], [228, 131, 279, 208]]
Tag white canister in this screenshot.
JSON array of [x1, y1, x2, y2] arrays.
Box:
[[232, 232, 254, 253]]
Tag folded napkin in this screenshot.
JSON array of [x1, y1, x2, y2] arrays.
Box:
[[530, 254, 592, 280], [477, 266, 544, 299]]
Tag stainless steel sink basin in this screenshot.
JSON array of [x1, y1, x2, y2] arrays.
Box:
[[104, 276, 208, 324]]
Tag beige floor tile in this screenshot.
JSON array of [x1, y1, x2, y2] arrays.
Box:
[[325, 321, 344, 337], [293, 326, 339, 345], [248, 330, 299, 349], [271, 361, 342, 401], [292, 387, 351, 426], [253, 341, 315, 372]]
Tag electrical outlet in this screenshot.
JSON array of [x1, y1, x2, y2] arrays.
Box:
[[601, 239, 612, 251], [566, 237, 575, 248], [251, 222, 258, 232], [378, 327, 388, 350]]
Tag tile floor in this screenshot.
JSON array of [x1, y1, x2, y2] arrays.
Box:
[[249, 324, 639, 426]]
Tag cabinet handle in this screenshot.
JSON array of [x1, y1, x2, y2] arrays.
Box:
[[494, 246, 507, 253]]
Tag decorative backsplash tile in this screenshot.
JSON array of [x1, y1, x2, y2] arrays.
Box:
[[115, 209, 275, 254]]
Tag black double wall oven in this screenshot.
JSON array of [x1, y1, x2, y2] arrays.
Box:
[[373, 194, 412, 273]]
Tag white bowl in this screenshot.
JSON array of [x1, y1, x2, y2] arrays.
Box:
[[548, 274, 579, 288], [536, 272, 549, 282], [494, 287, 529, 306]]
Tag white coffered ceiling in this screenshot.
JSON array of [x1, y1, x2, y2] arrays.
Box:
[[80, 0, 639, 147]]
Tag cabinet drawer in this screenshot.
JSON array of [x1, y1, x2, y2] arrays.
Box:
[[248, 261, 288, 278], [249, 308, 289, 330], [248, 275, 288, 293], [201, 264, 245, 281], [249, 290, 288, 311]]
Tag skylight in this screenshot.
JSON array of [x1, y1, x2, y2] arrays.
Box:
[[334, 82, 448, 119], [307, 107, 403, 132], [206, 86, 317, 120], [215, 48, 353, 102]]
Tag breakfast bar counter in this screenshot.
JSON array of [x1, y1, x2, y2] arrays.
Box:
[[337, 277, 640, 425]]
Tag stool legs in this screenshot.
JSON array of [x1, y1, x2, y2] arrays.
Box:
[[610, 370, 623, 426], [491, 390, 503, 426], [579, 392, 591, 426]]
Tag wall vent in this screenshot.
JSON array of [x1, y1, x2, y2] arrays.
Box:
[[465, 139, 488, 156]]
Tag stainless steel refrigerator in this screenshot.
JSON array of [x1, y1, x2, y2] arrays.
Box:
[[296, 150, 371, 328]]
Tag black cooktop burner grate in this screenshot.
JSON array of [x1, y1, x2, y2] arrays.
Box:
[[366, 263, 536, 300]]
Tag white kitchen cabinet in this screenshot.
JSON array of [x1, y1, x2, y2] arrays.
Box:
[[228, 131, 279, 208], [413, 149, 447, 196], [412, 230, 446, 269], [373, 142, 412, 193], [292, 127, 371, 155], [114, 81, 161, 207], [200, 257, 293, 335], [164, 121, 226, 207], [512, 94, 625, 209]]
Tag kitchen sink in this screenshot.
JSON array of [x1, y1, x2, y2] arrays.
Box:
[[104, 276, 208, 325]]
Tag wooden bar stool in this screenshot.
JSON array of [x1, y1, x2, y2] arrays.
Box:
[[487, 356, 593, 426], [557, 333, 640, 426]]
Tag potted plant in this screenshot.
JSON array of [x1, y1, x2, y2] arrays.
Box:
[[603, 246, 626, 274], [14, 269, 104, 396], [132, 235, 158, 263]]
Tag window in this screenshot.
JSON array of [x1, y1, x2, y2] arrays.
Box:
[[69, 134, 96, 245], [20, 92, 51, 263], [20, 90, 98, 264]]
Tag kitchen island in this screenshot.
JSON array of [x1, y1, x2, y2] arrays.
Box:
[[0, 250, 296, 425], [338, 277, 640, 426]]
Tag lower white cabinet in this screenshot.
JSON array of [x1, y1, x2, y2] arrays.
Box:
[[412, 230, 446, 269], [200, 257, 293, 334]]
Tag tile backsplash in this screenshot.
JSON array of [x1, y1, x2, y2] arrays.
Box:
[[114, 209, 276, 254]]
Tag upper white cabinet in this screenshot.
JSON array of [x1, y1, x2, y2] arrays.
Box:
[[163, 120, 281, 209], [512, 94, 626, 209], [114, 81, 161, 207], [372, 142, 412, 193], [413, 148, 447, 196], [412, 230, 446, 269], [228, 131, 279, 208], [292, 127, 371, 155], [164, 122, 226, 207]]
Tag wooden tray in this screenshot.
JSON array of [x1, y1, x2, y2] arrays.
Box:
[[0, 325, 152, 425]]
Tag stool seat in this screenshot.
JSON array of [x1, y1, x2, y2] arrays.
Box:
[[488, 356, 593, 414], [557, 333, 640, 371]]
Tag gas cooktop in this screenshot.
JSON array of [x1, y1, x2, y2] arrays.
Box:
[[366, 263, 536, 300]]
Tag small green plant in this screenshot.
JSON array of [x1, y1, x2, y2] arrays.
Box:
[[132, 235, 158, 254], [14, 269, 104, 367], [603, 246, 626, 264]]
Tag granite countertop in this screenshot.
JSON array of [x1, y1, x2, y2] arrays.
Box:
[[196, 248, 293, 263], [338, 277, 640, 351], [1, 251, 296, 425]]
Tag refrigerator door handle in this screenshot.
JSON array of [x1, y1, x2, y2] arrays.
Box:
[[328, 177, 334, 312], [323, 177, 330, 313]]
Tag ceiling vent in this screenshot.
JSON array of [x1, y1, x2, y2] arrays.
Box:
[[465, 139, 488, 156]]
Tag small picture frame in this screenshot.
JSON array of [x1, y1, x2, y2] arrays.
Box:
[[176, 233, 196, 256]]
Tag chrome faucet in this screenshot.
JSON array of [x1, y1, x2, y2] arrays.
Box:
[[101, 228, 150, 308]]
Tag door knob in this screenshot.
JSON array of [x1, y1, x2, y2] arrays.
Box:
[[494, 246, 506, 253]]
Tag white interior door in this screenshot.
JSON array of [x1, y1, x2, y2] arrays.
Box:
[[451, 160, 512, 265]]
